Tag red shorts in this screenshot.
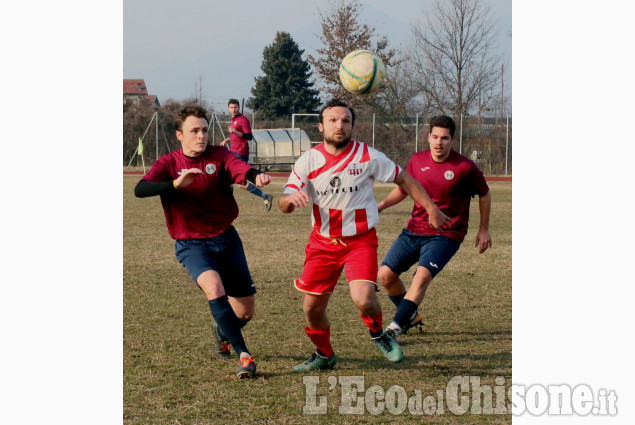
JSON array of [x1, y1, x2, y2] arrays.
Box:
[[294, 228, 379, 295]]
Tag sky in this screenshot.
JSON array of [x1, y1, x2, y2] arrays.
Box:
[[124, 0, 512, 112]]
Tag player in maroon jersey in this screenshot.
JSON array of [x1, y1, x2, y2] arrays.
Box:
[[134, 106, 272, 379], [377, 115, 492, 338], [220, 99, 274, 211]]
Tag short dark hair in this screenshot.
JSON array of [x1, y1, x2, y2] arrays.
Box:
[[175, 106, 208, 131], [429, 115, 456, 138], [319, 98, 356, 127], [228, 98, 240, 106]]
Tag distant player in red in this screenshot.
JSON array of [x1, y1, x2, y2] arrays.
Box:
[[134, 106, 272, 379], [279, 99, 452, 371], [220, 99, 274, 211], [377, 115, 492, 338]]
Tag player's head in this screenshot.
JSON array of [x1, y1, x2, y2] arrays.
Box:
[[318, 99, 355, 149], [428, 115, 455, 162], [175, 106, 209, 157], [228, 99, 240, 117], [176, 106, 209, 132], [429, 115, 456, 138], [319, 99, 356, 127]]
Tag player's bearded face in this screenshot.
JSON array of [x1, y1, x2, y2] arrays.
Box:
[[320, 106, 353, 148]]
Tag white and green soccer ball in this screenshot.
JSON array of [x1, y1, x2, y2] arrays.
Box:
[[338, 50, 386, 95]]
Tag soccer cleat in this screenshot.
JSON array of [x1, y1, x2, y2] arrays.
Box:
[[372, 332, 404, 363], [211, 321, 231, 360], [236, 355, 256, 379], [293, 352, 337, 371], [264, 194, 273, 212], [401, 312, 424, 335]]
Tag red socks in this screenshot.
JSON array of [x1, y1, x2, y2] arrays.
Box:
[[360, 311, 383, 337], [305, 326, 334, 358]]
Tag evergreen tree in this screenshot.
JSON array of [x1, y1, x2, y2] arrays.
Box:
[[247, 32, 320, 118]]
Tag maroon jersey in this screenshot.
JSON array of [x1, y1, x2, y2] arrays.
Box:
[[398, 150, 489, 243], [142, 146, 251, 239], [229, 113, 251, 156]]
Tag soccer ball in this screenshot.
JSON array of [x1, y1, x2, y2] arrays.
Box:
[[339, 50, 385, 95]]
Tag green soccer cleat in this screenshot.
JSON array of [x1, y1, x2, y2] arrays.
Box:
[[236, 355, 256, 379], [373, 332, 404, 363], [212, 321, 231, 360], [293, 352, 337, 371]]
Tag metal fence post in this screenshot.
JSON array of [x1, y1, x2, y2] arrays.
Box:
[[505, 113, 509, 175], [372, 113, 375, 149], [459, 114, 463, 154], [415, 112, 419, 153]]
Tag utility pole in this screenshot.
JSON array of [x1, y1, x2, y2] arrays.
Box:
[[500, 64, 505, 119]]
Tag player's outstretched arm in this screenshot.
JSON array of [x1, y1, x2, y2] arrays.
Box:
[[377, 187, 408, 213], [394, 171, 451, 231], [134, 168, 203, 198], [475, 191, 492, 253], [174, 168, 204, 189], [254, 173, 271, 188], [278, 191, 310, 213]]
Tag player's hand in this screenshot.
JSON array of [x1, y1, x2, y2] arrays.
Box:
[[174, 168, 203, 189], [286, 190, 310, 208], [475, 229, 492, 253], [255, 173, 272, 187], [428, 208, 452, 232], [220, 138, 229, 147], [228, 126, 236, 134]]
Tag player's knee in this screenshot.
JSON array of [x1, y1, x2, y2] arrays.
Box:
[[377, 266, 398, 287], [303, 303, 326, 321], [354, 297, 380, 317], [236, 311, 253, 322]]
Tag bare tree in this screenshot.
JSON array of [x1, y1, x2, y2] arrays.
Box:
[[308, 0, 398, 107], [364, 55, 435, 120], [408, 0, 501, 119]]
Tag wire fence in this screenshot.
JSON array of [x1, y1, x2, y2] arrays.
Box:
[[124, 112, 512, 175]]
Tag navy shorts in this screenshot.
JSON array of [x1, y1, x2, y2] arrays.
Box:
[[174, 226, 256, 297], [381, 229, 460, 278]]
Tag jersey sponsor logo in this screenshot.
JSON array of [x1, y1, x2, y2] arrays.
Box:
[[348, 162, 363, 176], [444, 170, 455, 180], [205, 163, 217, 174], [330, 176, 342, 188], [316, 185, 359, 196], [421, 167, 430, 172]]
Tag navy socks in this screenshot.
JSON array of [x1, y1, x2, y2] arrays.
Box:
[[393, 299, 418, 329], [208, 295, 249, 356], [388, 292, 406, 308]]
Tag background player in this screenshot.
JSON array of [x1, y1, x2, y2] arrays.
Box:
[[377, 115, 492, 338], [220, 98, 274, 211], [278, 99, 451, 371], [134, 106, 272, 378]]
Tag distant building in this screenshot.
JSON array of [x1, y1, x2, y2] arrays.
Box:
[[123, 79, 160, 106]]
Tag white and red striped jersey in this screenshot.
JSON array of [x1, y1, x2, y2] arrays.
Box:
[[283, 140, 402, 238]]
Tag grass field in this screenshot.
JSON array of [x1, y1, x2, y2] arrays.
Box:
[[123, 176, 511, 424]]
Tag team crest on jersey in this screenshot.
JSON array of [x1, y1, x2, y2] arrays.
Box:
[[348, 162, 363, 176], [444, 170, 455, 180], [205, 164, 217, 174], [329, 176, 342, 188]]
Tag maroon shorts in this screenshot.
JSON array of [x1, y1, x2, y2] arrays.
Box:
[[294, 228, 379, 295]]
